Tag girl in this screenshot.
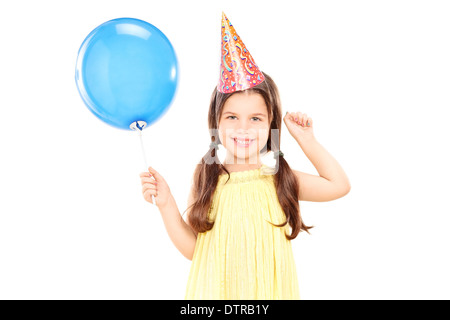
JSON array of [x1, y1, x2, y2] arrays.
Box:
[[139, 73, 351, 299], [139, 14, 350, 299]]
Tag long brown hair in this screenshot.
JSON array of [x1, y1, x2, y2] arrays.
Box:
[[186, 72, 312, 240]]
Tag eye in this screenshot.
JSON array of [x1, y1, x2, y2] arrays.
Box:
[[225, 115, 261, 121]]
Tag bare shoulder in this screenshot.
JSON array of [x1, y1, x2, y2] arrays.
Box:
[[291, 169, 350, 202]]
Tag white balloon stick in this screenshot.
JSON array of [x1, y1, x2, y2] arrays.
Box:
[[131, 121, 156, 206]]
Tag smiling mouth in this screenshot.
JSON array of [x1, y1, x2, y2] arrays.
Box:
[[233, 138, 255, 147]]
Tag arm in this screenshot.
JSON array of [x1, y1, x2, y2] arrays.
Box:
[[158, 193, 197, 260], [284, 112, 351, 202], [294, 137, 351, 202], [141, 167, 197, 260]]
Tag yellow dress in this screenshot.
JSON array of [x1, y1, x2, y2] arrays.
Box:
[[185, 165, 300, 300]]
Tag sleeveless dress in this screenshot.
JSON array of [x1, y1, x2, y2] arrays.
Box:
[[185, 165, 300, 299]]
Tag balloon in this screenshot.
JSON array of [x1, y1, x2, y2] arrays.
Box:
[[75, 18, 178, 130]]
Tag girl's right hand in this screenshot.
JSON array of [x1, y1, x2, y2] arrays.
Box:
[[139, 166, 172, 208]]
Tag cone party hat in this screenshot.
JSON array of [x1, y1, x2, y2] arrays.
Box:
[[218, 13, 265, 93]]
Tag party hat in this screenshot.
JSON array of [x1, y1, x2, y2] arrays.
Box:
[[218, 13, 265, 93]]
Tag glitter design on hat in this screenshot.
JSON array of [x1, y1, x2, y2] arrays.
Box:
[[218, 13, 265, 93]]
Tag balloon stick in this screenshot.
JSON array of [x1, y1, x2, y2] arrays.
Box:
[[130, 121, 156, 206]]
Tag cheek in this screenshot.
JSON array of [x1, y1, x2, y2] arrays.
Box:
[[256, 127, 270, 144], [217, 126, 230, 144]]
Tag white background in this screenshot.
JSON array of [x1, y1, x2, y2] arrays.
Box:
[[1, 0, 449, 300]]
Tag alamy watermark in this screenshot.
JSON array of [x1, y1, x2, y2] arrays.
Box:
[[202, 128, 281, 174]]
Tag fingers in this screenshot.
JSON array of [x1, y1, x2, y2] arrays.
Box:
[[143, 190, 156, 204], [139, 170, 157, 203], [294, 112, 306, 126], [285, 111, 312, 127], [140, 176, 157, 185], [140, 173, 157, 193], [147, 166, 162, 180], [140, 172, 155, 183], [140, 166, 162, 182], [142, 184, 157, 194], [142, 181, 157, 191], [142, 183, 158, 204], [139, 167, 162, 205]]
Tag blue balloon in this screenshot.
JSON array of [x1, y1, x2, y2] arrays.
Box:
[[75, 18, 178, 130]]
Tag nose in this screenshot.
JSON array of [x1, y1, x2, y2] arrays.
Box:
[[237, 118, 251, 131], [235, 127, 257, 138]]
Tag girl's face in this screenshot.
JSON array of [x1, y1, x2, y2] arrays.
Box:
[[218, 91, 270, 165]]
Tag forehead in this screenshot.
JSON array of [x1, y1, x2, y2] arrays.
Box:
[[222, 91, 268, 115]]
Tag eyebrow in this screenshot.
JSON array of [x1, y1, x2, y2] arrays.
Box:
[[223, 111, 267, 117]]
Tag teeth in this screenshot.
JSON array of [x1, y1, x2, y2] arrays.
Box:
[[235, 138, 252, 144]]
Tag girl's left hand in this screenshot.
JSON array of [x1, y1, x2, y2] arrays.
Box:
[[283, 111, 315, 141]]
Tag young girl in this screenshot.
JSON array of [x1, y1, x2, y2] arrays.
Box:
[[139, 14, 350, 300]]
